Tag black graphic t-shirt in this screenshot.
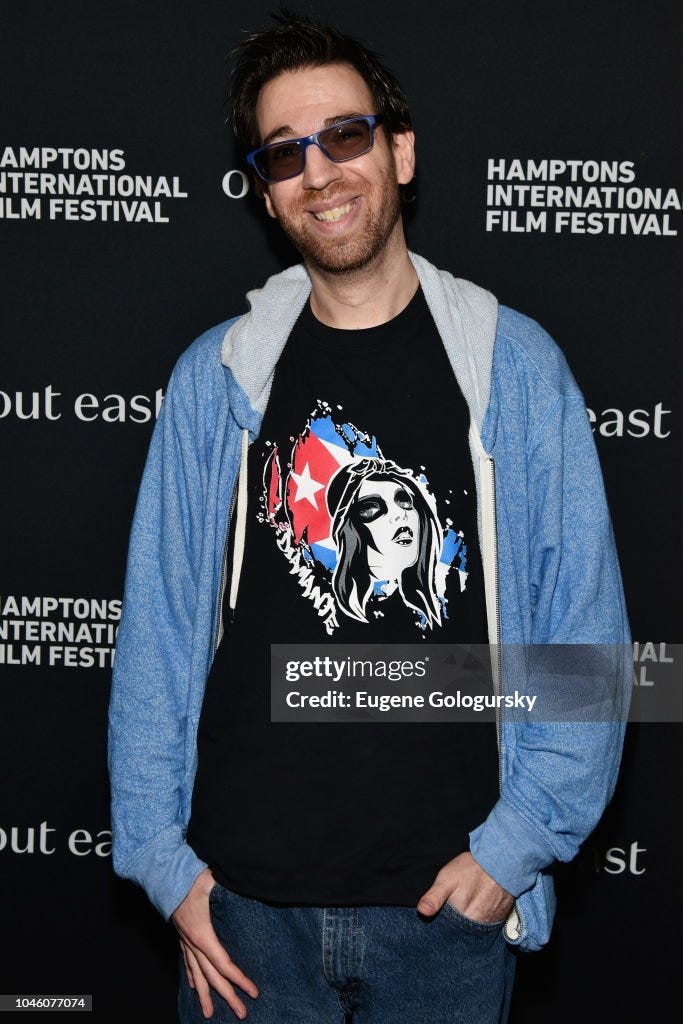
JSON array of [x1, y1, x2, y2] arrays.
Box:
[[187, 286, 499, 905]]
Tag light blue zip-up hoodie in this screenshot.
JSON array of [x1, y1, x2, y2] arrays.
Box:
[[108, 253, 631, 952]]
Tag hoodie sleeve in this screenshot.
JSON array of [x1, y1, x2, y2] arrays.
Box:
[[107, 356, 209, 921], [470, 336, 632, 899]]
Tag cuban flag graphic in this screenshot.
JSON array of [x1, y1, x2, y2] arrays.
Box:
[[266, 412, 379, 568]]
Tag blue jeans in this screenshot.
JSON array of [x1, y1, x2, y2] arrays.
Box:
[[178, 880, 515, 1023]]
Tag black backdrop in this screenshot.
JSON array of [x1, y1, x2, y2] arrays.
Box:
[[1, 1, 680, 1019]]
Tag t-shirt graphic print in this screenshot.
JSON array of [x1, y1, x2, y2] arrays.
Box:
[[258, 401, 470, 636]]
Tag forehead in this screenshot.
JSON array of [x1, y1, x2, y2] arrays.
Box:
[[255, 63, 376, 141], [358, 478, 407, 499]]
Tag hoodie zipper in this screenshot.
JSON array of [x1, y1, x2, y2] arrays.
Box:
[[480, 449, 523, 943], [213, 480, 238, 655], [483, 456, 505, 790], [479, 452, 502, 778]]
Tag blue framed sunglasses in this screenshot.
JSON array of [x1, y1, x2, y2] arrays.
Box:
[[246, 114, 384, 184]]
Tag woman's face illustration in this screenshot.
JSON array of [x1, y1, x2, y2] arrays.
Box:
[[355, 478, 420, 579]]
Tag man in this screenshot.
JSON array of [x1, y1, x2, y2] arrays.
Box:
[[108, 11, 631, 1024]]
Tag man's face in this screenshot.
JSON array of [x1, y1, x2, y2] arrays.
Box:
[[355, 477, 420, 580], [254, 63, 415, 275]]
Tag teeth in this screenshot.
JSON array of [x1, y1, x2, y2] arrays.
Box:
[[313, 201, 354, 222]]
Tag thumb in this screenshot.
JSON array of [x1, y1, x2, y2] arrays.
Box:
[[417, 880, 452, 917]]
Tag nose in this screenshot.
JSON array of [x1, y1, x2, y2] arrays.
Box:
[[389, 502, 408, 523], [301, 141, 344, 190]]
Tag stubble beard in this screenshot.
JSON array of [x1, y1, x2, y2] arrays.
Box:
[[270, 168, 403, 276]]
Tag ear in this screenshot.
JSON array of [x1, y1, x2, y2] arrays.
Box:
[[391, 129, 416, 185], [262, 183, 277, 219]]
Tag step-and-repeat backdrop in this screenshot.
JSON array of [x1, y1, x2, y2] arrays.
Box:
[[2, 1, 680, 1019]]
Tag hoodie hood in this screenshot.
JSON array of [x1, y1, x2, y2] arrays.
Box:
[[220, 252, 499, 436]]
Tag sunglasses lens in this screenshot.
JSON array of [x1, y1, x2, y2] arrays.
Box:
[[257, 140, 304, 182], [254, 118, 378, 182], [320, 118, 374, 161]]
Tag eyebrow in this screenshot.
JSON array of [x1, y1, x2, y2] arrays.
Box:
[[358, 486, 408, 502], [261, 113, 368, 147]]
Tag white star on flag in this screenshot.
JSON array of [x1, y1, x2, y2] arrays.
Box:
[[289, 461, 325, 509]]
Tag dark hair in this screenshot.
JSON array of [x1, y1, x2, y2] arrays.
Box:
[[229, 8, 413, 151], [328, 459, 442, 628]]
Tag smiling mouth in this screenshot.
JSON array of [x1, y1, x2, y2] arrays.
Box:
[[311, 198, 358, 222], [392, 526, 414, 545]]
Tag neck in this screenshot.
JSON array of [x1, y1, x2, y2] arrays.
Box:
[[306, 223, 418, 329]]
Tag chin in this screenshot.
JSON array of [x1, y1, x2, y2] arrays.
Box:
[[303, 240, 383, 276]]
